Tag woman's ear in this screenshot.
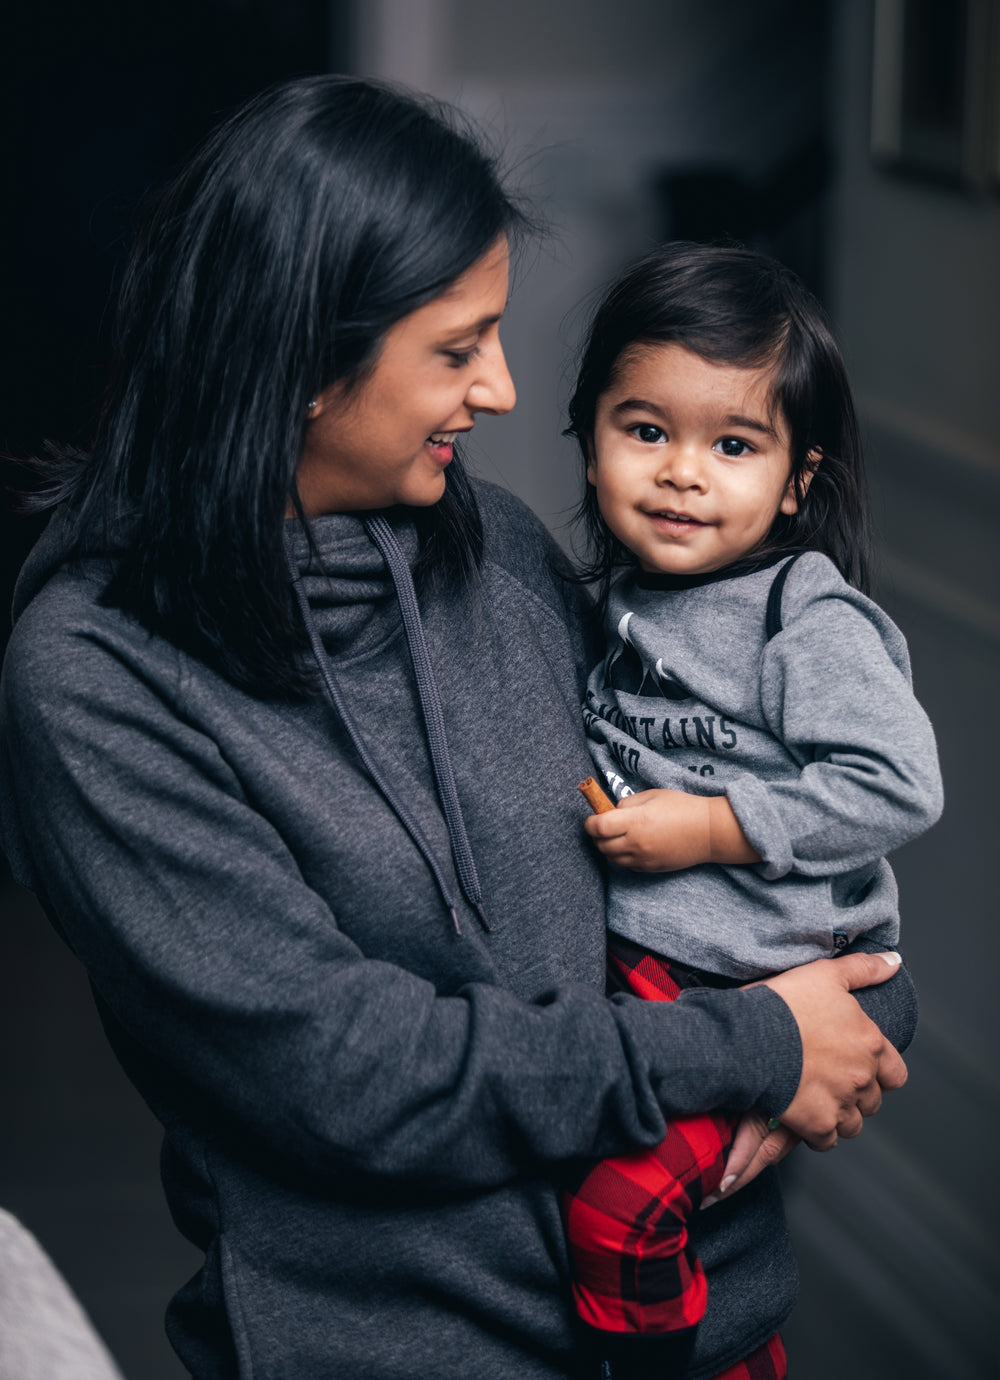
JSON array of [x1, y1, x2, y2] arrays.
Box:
[[307, 382, 343, 420], [585, 438, 598, 486], [309, 370, 365, 422], [779, 449, 820, 515]]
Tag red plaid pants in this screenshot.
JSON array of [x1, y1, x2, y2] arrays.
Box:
[[562, 937, 739, 1342], [715, 1332, 787, 1379]]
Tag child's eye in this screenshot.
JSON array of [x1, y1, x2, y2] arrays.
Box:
[[629, 423, 666, 444], [715, 436, 754, 457]]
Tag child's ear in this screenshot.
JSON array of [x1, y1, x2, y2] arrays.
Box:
[[779, 449, 821, 515]]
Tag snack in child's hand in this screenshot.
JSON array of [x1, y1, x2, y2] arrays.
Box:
[[578, 777, 615, 814]]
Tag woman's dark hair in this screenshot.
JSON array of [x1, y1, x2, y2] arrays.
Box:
[[567, 241, 872, 609], [34, 76, 529, 696]]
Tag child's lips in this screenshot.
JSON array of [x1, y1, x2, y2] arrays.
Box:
[[646, 508, 707, 530]]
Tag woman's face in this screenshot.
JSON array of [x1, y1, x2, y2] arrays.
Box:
[[295, 238, 515, 516]]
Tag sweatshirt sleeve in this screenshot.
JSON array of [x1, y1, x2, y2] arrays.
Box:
[[0, 598, 800, 1192], [844, 935, 918, 1053], [726, 558, 944, 881]]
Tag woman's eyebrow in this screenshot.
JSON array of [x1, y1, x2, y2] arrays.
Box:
[[439, 311, 504, 342]]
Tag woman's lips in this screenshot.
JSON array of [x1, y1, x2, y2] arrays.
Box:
[[425, 429, 467, 464]]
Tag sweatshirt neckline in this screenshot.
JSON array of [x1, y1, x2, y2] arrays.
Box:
[[634, 551, 790, 592], [283, 509, 418, 578]]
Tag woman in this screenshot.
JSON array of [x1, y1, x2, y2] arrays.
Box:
[[0, 77, 911, 1379]]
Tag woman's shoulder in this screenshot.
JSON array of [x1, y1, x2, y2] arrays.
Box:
[[4, 539, 180, 719], [473, 479, 576, 595], [474, 478, 559, 555], [471, 478, 598, 660]]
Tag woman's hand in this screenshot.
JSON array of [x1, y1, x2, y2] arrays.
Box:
[[756, 951, 907, 1151], [704, 1111, 801, 1207], [704, 951, 907, 1204], [583, 788, 760, 871]]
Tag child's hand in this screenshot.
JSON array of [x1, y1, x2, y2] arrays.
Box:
[[583, 789, 709, 871], [583, 788, 761, 872]]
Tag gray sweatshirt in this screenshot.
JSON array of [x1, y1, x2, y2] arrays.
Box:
[[0, 488, 915, 1379], [586, 553, 943, 978], [0, 1210, 124, 1380]]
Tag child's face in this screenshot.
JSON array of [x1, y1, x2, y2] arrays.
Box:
[[587, 342, 802, 576]]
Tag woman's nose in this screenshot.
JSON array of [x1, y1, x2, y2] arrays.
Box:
[[468, 340, 516, 417]]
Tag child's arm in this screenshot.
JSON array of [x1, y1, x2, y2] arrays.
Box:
[[731, 569, 943, 881], [583, 786, 760, 872]]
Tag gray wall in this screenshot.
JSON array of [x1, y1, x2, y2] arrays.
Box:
[[779, 5, 999, 1378]]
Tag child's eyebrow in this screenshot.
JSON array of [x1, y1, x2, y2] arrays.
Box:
[[610, 397, 665, 417], [723, 412, 779, 439]]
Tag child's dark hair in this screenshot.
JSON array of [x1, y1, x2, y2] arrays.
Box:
[[567, 241, 872, 608]]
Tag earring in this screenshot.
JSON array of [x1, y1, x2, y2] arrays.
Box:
[[307, 398, 319, 415]]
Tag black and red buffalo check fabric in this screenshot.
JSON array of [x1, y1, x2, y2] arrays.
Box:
[[563, 936, 788, 1377], [715, 1332, 787, 1379]]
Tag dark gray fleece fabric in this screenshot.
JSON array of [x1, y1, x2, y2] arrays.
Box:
[[0, 482, 914, 1379]]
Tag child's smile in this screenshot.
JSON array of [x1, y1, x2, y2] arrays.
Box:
[[587, 342, 804, 576]]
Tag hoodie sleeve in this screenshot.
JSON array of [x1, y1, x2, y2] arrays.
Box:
[[725, 555, 944, 882], [0, 580, 802, 1192]]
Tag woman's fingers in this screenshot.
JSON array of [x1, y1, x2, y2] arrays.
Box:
[[857, 1082, 883, 1119], [756, 953, 907, 1149], [705, 1113, 799, 1204], [833, 1107, 865, 1141]]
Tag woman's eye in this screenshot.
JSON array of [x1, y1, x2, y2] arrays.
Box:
[[716, 436, 753, 457], [631, 423, 665, 444], [445, 346, 479, 367]]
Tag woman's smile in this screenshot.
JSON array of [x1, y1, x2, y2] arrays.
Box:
[[424, 428, 471, 464]]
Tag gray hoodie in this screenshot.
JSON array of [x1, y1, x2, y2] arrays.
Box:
[[0, 482, 914, 1379]]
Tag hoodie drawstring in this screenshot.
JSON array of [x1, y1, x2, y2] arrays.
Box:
[[283, 521, 490, 936], [364, 516, 491, 932]]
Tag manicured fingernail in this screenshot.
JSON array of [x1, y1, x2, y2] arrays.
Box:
[[700, 1196, 718, 1210], [720, 1175, 737, 1193], [878, 951, 902, 967]]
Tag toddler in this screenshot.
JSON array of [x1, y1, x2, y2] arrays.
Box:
[[562, 242, 943, 1379]]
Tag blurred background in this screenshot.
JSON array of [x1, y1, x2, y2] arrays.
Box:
[[1, 1, 997, 1376]]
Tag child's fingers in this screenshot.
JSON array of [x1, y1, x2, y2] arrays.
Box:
[[583, 810, 632, 839], [609, 790, 657, 811], [590, 834, 637, 863], [583, 791, 661, 835], [590, 834, 667, 872], [588, 828, 637, 861]]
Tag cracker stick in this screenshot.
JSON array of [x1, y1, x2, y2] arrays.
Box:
[[578, 776, 616, 814]]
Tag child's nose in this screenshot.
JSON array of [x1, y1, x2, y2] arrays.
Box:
[[656, 443, 705, 490]]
